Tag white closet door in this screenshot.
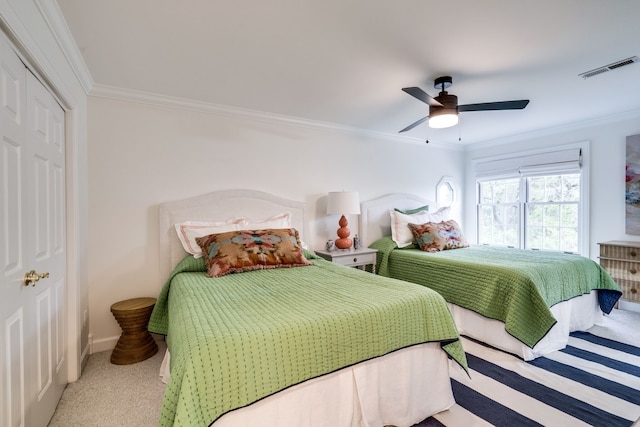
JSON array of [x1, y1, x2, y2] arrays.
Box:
[[25, 69, 67, 427], [1, 33, 67, 427]]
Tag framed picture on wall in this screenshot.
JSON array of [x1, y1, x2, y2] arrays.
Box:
[[626, 133, 640, 234]]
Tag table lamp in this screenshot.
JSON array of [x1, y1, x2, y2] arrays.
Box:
[[327, 191, 360, 249]]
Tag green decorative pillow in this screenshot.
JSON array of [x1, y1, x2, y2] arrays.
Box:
[[408, 220, 469, 253], [394, 205, 429, 215], [196, 228, 313, 278]]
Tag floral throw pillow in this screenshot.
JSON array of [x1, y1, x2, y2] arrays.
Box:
[[196, 228, 313, 278], [408, 220, 469, 253]]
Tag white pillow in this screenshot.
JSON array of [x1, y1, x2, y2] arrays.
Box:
[[427, 206, 451, 223], [389, 206, 451, 248], [240, 212, 309, 249], [242, 212, 292, 230], [175, 218, 247, 258], [390, 210, 432, 248]]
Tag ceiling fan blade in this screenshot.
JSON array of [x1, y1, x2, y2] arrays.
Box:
[[399, 116, 428, 133], [458, 100, 529, 112], [402, 87, 443, 107]]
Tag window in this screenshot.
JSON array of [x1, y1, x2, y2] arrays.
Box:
[[475, 147, 585, 254], [478, 178, 520, 247], [436, 176, 455, 207], [526, 174, 580, 252]]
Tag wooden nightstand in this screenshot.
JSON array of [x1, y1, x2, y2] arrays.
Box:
[[315, 247, 378, 274], [598, 241, 640, 304]]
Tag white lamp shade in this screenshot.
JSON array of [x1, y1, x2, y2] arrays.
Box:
[[428, 111, 459, 129], [327, 191, 360, 215]]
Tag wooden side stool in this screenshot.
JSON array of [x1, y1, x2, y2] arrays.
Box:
[[110, 297, 158, 365]]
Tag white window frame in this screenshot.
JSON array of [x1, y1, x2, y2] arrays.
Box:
[[476, 178, 521, 247], [524, 174, 581, 252], [436, 175, 455, 207], [473, 142, 590, 255]]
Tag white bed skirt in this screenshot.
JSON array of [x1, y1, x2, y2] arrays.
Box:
[[448, 290, 603, 361], [160, 342, 457, 427]]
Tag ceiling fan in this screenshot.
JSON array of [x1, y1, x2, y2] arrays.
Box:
[[399, 76, 529, 133]]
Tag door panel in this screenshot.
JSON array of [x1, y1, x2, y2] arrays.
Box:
[[2, 140, 22, 273], [34, 154, 50, 260], [55, 278, 64, 372], [36, 288, 52, 401], [6, 309, 25, 427], [53, 164, 64, 255]]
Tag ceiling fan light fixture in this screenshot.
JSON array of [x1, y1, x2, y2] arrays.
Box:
[[399, 76, 529, 134], [428, 108, 459, 128]]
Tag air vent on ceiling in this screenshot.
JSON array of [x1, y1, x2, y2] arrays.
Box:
[[579, 56, 639, 79]]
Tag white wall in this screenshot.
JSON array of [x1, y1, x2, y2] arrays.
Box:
[[87, 95, 465, 351], [86, 92, 640, 350], [463, 113, 640, 260]]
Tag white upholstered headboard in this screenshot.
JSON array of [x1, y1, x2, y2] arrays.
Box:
[[158, 189, 308, 280], [359, 193, 437, 247]]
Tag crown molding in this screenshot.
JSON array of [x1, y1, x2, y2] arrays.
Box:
[[472, 108, 640, 150], [35, 0, 93, 94], [89, 83, 463, 151], [0, 1, 71, 108], [0, 0, 93, 108]]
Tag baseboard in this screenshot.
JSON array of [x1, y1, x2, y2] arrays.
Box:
[[89, 334, 167, 355], [80, 338, 91, 370], [90, 335, 120, 354]]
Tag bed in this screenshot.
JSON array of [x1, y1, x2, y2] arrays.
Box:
[[360, 193, 622, 361], [148, 189, 467, 427]]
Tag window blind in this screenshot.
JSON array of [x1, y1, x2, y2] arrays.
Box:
[[475, 148, 582, 181]]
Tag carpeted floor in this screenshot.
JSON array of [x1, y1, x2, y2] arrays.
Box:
[[48, 340, 167, 426], [49, 309, 640, 426]]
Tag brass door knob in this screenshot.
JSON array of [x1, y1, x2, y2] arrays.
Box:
[[23, 270, 50, 287]]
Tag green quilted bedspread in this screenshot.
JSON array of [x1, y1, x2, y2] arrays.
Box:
[[370, 237, 622, 348], [148, 250, 466, 426]]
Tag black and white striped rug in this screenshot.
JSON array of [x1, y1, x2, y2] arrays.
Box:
[[420, 327, 640, 426]]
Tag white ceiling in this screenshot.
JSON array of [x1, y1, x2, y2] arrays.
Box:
[[56, 0, 640, 145]]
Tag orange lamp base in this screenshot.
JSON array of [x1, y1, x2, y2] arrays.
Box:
[[335, 215, 352, 249]]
